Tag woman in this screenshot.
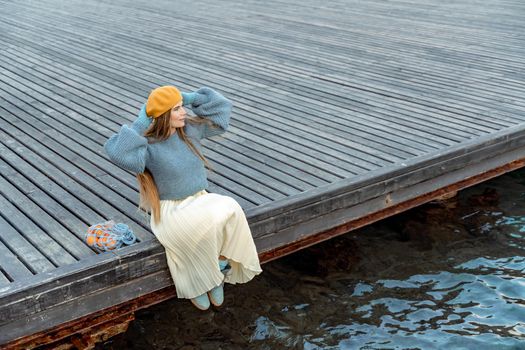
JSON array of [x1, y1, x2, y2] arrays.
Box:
[[104, 85, 262, 310]]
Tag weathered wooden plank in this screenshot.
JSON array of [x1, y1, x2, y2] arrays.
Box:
[[0, 193, 78, 267], [3, 45, 414, 171], [232, 99, 443, 154], [0, 72, 123, 148], [163, 45, 516, 133], [202, 5, 525, 67], [0, 58, 134, 131], [0, 165, 94, 260], [9, 1, 524, 87], [0, 130, 152, 242], [232, 106, 408, 164], [1, 44, 143, 103], [0, 64, 126, 132], [7, 4, 520, 130], [3, 42, 464, 152], [0, 104, 130, 203], [232, 119, 390, 171], [0, 39, 360, 186], [2, 43, 440, 157], [1, 34, 158, 97], [0, 206, 55, 274], [0, 49, 138, 113], [0, 239, 34, 282], [206, 157, 288, 200], [247, 124, 525, 233], [8, 0, 524, 76], [0, 118, 153, 237], [191, 26, 524, 104], [214, 32, 525, 98], [1, 27, 488, 146], [205, 148, 303, 196], [164, 25, 520, 116], [0, 51, 341, 187], [289, 8, 524, 56], [81, 17, 525, 102], [0, 68, 295, 202], [0, 37, 386, 175], [0, 96, 138, 204], [206, 172, 269, 205], [205, 142, 315, 191], [208, 136, 328, 187], [219, 133, 338, 184], [0, 158, 102, 248], [3, 46, 324, 191], [0, 53, 300, 206], [1, 19, 491, 144], [225, 125, 355, 177]]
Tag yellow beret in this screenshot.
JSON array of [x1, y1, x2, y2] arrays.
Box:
[[146, 86, 182, 118]]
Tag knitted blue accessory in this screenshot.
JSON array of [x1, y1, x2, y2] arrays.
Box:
[[85, 221, 137, 252], [112, 223, 137, 245], [181, 91, 197, 106]]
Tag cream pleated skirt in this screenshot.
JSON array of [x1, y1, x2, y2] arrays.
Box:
[[150, 190, 262, 299]]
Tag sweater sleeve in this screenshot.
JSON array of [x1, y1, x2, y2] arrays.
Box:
[[103, 104, 151, 174], [188, 87, 233, 139]]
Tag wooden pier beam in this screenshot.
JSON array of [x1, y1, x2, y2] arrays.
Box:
[[2, 286, 177, 350], [259, 158, 525, 263]]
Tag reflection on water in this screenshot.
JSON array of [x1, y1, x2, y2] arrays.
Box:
[[247, 257, 525, 349], [497, 216, 525, 249], [101, 169, 525, 350], [321, 255, 525, 349]]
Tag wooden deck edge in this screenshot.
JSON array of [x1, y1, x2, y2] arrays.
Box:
[[256, 148, 525, 262], [0, 248, 170, 344], [247, 124, 525, 224], [249, 127, 525, 237], [1, 271, 176, 349], [0, 238, 163, 306]]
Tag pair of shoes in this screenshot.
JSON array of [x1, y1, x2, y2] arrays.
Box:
[[190, 293, 210, 310], [208, 282, 224, 307], [191, 260, 228, 310]]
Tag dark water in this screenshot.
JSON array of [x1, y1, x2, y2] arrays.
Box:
[[99, 169, 525, 350]]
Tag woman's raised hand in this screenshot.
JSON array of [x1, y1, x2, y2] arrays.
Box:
[[131, 104, 153, 133], [182, 91, 197, 106]]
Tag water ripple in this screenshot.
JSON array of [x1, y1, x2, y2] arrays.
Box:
[[248, 246, 525, 348]]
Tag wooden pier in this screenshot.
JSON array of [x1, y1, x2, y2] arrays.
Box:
[[1, 0, 524, 347]]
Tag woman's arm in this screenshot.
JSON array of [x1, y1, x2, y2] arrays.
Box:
[[183, 87, 233, 139], [103, 104, 152, 174]]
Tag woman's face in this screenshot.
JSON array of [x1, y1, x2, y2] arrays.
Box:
[[169, 101, 186, 129]]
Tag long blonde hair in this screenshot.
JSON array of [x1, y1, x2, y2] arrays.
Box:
[[136, 109, 214, 225]]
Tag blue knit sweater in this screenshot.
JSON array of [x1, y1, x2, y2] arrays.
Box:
[[104, 87, 232, 200]]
